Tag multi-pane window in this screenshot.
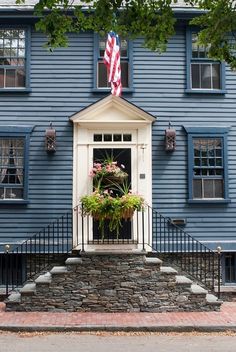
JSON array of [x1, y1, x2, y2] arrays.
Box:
[[186, 127, 229, 202], [187, 29, 224, 92], [193, 138, 224, 199], [96, 36, 130, 89], [224, 253, 236, 284], [0, 138, 25, 199], [0, 29, 27, 89]]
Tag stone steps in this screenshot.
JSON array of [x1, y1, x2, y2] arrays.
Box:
[[5, 250, 222, 312]]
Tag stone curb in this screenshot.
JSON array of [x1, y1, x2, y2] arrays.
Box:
[[0, 325, 236, 333]]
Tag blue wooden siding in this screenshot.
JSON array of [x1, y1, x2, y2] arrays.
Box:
[[131, 26, 236, 250], [0, 29, 95, 247], [0, 21, 236, 251]]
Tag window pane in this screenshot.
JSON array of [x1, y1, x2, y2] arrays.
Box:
[[123, 134, 132, 142], [216, 149, 222, 157], [94, 134, 102, 142], [98, 62, 109, 88], [209, 158, 215, 166], [191, 33, 198, 57], [216, 169, 223, 176], [225, 254, 236, 283], [0, 68, 4, 87], [98, 61, 129, 88], [120, 39, 128, 57], [201, 64, 211, 89], [18, 48, 25, 57], [5, 69, 15, 87], [212, 63, 220, 89], [203, 179, 214, 198], [191, 64, 200, 88], [215, 179, 223, 198], [193, 179, 202, 198], [5, 187, 23, 199], [16, 69, 25, 87], [113, 134, 122, 142], [194, 169, 200, 176], [121, 61, 128, 87], [104, 134, 112, 142]]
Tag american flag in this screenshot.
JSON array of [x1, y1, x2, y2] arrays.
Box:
[[103, 32, 122, 97]]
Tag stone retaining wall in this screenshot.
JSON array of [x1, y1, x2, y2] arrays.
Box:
[[6, 252, 221, 312]]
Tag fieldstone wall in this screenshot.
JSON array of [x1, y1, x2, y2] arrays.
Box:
[[6, 251, 221, 312]]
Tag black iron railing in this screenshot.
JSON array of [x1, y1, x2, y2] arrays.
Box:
[[150, 206, 220, 293], [2, 210, 73, 297], [74, 204, 146, 251]]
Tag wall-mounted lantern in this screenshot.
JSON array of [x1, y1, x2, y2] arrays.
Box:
[[165, 122, 176, 152], [45, 123, 56, 153]]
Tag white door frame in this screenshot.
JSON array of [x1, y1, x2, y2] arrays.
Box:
[[70, 95, 156, 251]]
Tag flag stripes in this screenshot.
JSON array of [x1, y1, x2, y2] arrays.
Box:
[[103, 32, 122, 96]]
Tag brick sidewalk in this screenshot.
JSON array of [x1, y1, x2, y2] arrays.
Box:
[[0, 302, 236, 332]]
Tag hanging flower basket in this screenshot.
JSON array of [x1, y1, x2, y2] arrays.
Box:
[[80, 189, 145, 237], [122, 208, 134, 221]]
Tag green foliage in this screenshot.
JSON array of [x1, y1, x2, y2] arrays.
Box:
[[80, 188, 144, 238], [83, 158, 144, 237], [190, 1, 236, 69], [15, 0, 236, 69]]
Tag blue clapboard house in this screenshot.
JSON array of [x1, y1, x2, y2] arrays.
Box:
[[0, 0, 236, 297]]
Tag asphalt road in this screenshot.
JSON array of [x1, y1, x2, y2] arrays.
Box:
[[1, 332, 236, 352]]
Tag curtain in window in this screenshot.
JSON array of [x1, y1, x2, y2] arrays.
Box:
[[0, 139, 10, 183], [11, 139, 23, 184]]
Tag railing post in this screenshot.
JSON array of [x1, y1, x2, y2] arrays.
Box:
[[81, 204, 85, 252], [142, 209, 145, 252], [217, 246, 222, 299], [4, 244, 10, 296]]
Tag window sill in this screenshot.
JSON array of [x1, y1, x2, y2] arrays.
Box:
[[0, 88, 32, 94], [185, 89, 227, 95], [92, 88, 134, 94], [188, 199, 231, 204], [0, 199, 29, 205]]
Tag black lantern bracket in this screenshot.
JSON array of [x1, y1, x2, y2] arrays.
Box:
[[165, 122, 176, 152], [45, 122, 56, 153]]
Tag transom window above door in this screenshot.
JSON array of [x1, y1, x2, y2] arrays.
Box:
[[93, 133, 132, 143]]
